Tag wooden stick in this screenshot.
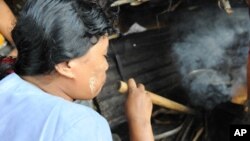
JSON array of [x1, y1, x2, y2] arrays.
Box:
[[118, 81, 195, 114]]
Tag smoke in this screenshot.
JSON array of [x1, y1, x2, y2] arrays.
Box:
[[172, 7, 250, 109]]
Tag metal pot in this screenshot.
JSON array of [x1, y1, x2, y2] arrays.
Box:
[[185, 69, 232, 110]]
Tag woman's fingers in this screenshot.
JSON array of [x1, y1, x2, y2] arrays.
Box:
[[128, 78, 137, 93]]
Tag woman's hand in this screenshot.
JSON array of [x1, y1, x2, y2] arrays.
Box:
[[125, 78, 154, 141], [125, 78, 152, 123]]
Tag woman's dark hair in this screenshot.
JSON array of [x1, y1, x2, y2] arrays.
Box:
[[9, 0, 115, 76]]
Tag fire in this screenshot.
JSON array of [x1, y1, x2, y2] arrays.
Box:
[[231, 85, 248, 105]]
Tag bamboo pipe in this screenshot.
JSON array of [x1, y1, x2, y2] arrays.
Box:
[[118, 81, 195, 114]]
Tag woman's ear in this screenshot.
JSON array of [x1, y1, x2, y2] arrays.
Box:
[[55, 61, 75, 79]]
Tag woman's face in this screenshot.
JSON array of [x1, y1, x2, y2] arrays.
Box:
[[70, 36, 109, 100]]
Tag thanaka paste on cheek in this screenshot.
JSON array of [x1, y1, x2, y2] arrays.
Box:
[[89, 76, 97, 95]]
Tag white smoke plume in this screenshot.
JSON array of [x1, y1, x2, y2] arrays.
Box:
[[172, 7, 250, 109]]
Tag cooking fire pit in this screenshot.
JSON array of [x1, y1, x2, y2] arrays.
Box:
[[95, 3, 250, 141]]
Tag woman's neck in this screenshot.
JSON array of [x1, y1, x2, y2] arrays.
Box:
[[22, 75, 73, 101]]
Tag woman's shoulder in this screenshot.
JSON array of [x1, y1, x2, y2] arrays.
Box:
[[53, 100, 112, 141], [58, 99, 105, 123]]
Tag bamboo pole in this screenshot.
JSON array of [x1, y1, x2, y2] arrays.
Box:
[[118, 81, 195, 114]]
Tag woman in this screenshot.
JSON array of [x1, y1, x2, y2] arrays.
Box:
[[0, 0, 154, 141]]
